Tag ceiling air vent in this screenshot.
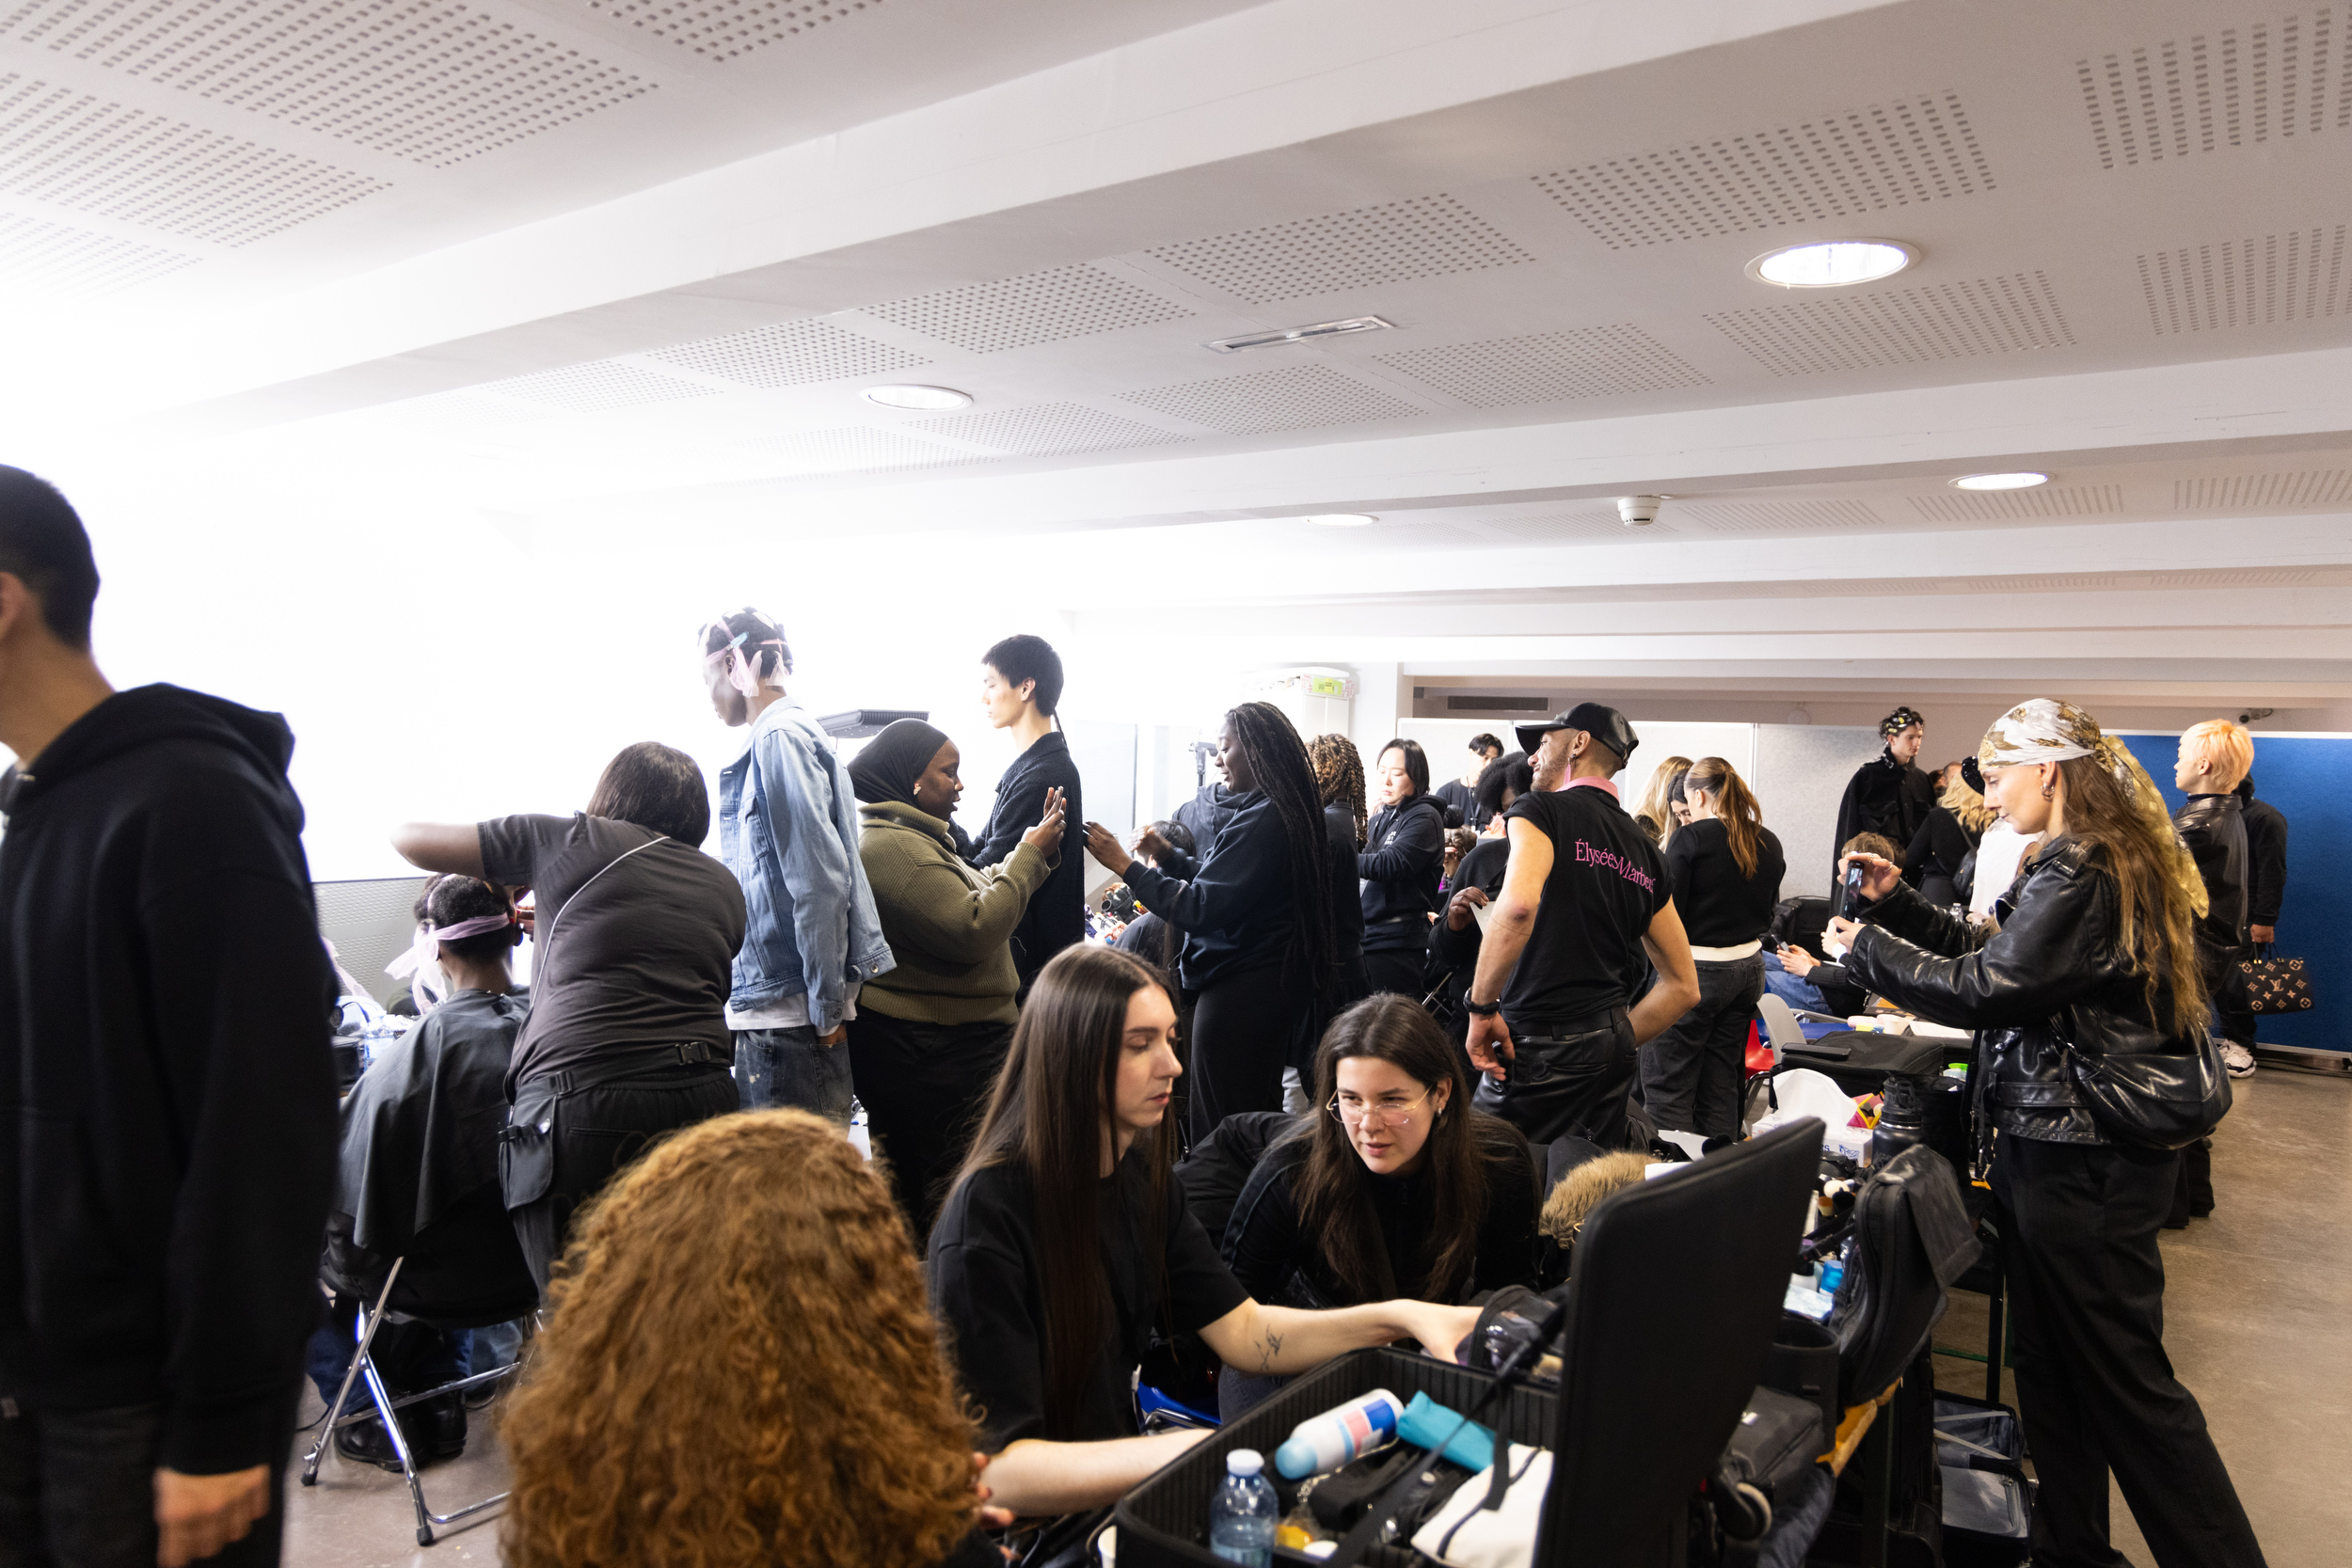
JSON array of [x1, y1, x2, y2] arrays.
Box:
[[0, 211, 197, 298], [1708, 272, 2074, 376], [1678, 500, 1886, 532], [2077, 9, 2352, 170], [647, 319, 928, 388], [1145, 193, 1534, 306], [2137, 226, 2350, 333], [2176, 471, 2352, 508], [864, 264, 1194, 355], [1446, 695, 1550, 713], [1531, 91, 1992, 249], [1908, 484, 2124, 522], [912, 402, 1188, 458], [1375, 325, 1708, 407], [1117, 363, 1419, 436]]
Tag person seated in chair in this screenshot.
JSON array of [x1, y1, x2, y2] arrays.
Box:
[[926, 945, 1480, 1520], [1217, 995, 1538, 1418], [1763, 833, 1899, 1016], [309, 875, 533, 1469]]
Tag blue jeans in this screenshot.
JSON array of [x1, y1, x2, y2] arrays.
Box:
[[1761, 952, 1827, 1013], [734, 1024, 854, 1124]]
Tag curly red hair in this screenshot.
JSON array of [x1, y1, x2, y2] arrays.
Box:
[[500, 1110, 978, 1568]]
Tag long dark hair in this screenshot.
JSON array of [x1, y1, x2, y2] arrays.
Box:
[[1227, 702, 1337, 1001], [948, 945, 1176, 1439], [1310, 733, 1367, 847], [1291, 995, 1523, 1303]]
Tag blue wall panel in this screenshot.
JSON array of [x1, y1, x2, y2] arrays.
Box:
[[2118, 733, 2349, 1053]]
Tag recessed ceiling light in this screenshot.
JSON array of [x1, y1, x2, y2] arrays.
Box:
[[861, 384, 972, 410], [1747, 240, 1918, 289], [1306, 513, 1375, 527], [1207, 316, 1392, 354], [1949, 471, 2050, 491]]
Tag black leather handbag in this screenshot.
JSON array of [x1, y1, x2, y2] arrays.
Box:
[[2240, 943, 2315, 1015], [2060, 1009, 2233, 1150]]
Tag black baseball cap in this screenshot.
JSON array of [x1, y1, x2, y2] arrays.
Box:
[[1515, 704, 1640, 769]]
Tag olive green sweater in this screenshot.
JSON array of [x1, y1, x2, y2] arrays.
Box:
[[856, 800, 1052, 1025]]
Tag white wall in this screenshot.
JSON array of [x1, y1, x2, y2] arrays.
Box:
[[1751, 725, 1886, 900]]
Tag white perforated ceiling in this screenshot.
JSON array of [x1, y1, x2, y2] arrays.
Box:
[[583, 0, 880, 62], [1145, 193, 1533, 304], [481, 359, 719, 411], [1117, 362, 1421, 434], [862, 263, 1193, 354], [0, 209, 195, 294], [645, 318, 927, 386], [2137, 226, 2349, 333], [733, 425, 965, 474], [2176, 470, 2352, 508], [1708, 272, 2075, 375], [0, 0, 653, 166], [0, 71, 385, 243], [2077, 7, 2352, 168], [1374, 325, 1708, 407], [1531, 91, 1993, 249], [1677, 499, 1887, 532]]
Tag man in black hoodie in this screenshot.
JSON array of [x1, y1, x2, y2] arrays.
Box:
[[0, 468, 337, 1567]]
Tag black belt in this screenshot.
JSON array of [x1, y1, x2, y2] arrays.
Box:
[[1507, 1006, 1628, 1040], [523, 1040, 730, 1098]]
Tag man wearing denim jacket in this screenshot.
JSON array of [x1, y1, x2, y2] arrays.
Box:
[[701, 609, 893, 1122]]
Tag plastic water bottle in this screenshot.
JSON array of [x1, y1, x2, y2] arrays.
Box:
[[1208, 1448, 1279, 1566]]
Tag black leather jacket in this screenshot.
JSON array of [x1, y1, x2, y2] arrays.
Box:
[[2173, 793, 2248, 961], [1843, 836, 2201, 1148]]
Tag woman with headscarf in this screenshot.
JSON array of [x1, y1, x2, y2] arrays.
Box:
[[1826, 700, 2259, 1568], [845, 719, 1065, 1246], [1833, 705, 1934, 881]]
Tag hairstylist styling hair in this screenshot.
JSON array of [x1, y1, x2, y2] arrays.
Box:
[[969, 635, 1084, 990], [1461, 705, 1698, 1148], [1082, 702, 1336, 1138], [1642, 756, 1783, 1141], [1834, 705, 1933, 882], [700, 608, 892, 1123], [926, 947, 1479, 1518], [1359, 738, 1448, 997], [844, 719, 1063, 1244], [1827, 700, 2262, 1568]]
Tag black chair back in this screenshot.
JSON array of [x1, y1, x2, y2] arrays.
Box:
[[1534, 1117, 1821, 1568]]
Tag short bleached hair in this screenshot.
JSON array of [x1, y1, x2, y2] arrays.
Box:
[[2181, 720, 2254, 790]]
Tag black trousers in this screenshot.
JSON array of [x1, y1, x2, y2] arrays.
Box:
[[0, 1396, 294, 1568], [1994, 1135, 2265, 1568], [507, 1061, 738, 1293], [1471, 1009, 1638, 1148], [1639, 954, 1763, 1141], [1188, 964, 1313, 1142], [847, 1010, 1013, 1251], [1360, 946, 1426, 1001]]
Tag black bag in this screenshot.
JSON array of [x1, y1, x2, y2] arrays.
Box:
[[2240, 943, 2315, 1015], [1719, 1385, 1826, 1497], [2059, 1009, 2232, 1151]]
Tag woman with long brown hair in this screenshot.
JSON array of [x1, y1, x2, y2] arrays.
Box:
[[1642, 755, 1782, 1140], [1632, 753, 1694, 845], [1828, 700, 2260, 1568], [1218, 995, 1538, 1417], [926, 945, 1478, 1518], [500, 1110, 1000, 1568]]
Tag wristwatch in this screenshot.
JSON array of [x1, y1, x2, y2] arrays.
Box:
[[1464, 996, 1502, 1018]]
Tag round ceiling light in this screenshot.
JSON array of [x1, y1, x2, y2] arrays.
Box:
[[1747, 240, 1918, 288], [861, 384, 973, 411], [1306, 513, 1375, 527], [1949, 471, 2050, 491]]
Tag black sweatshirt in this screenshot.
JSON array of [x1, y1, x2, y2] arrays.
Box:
[[1664, 817, 1785, 948], [1358, 793, 1447, 951], [0, 686, 338, 1473], [1123, 791, 1295, 992], [966, 730, 1083, 986], [2241, 789, 2288, 927], [1325, 802, 1365, 962]]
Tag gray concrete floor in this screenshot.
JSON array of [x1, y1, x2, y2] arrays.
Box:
[[1930, 1065, 2352, 1568], [279, 1068, 2350, 1566]]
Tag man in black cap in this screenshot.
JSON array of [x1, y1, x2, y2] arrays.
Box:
[[1834, 706, 1933, 883], [1460, 704, 1698, 1147]]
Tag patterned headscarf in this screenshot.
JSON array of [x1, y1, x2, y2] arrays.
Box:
[[1977, 699, 2207, 917]]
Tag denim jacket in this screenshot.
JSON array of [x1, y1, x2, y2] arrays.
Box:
[[717, 700, 893, 1030]]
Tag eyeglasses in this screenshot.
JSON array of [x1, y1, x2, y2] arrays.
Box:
[[1327, 1091, 1432, 1131]]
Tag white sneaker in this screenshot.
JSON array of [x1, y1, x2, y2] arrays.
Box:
[[2222, 1041, 2256, 1079]]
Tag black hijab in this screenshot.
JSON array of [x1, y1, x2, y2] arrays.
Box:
[[848, 719, 950, 809]]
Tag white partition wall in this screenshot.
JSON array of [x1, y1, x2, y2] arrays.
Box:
[[1397, 718, 1755, 801], [1751, 726, 1890, 901]]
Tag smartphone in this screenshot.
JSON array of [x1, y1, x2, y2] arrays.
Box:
[[1839, 861, 1867, 920]]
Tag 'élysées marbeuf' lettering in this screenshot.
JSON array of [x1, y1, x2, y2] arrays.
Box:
[[1573, 837, 1656, 894]]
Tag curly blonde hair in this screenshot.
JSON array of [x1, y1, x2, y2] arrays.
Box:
[[501, 1111, 978, 1568]]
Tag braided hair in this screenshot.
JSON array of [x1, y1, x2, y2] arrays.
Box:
[[1308, 733, 1367, 848], [1227, 702, 1337, 1003]]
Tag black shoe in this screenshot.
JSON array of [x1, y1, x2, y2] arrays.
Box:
[[425, 1394, 468, 1462], [335, 1417, 407, 1472]]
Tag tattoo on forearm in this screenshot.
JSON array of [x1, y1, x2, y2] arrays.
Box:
[[1258, 1327, 1283, 1373]]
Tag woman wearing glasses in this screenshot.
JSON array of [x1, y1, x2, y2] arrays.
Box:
[[1217, 994, 1540, 1418]]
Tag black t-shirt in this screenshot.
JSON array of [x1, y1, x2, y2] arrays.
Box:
[[1499, 786, 1671, 1024], [1665, 817, 1786, 948], [928, 1154, 1249, 1449], [1435, 778, 1487, 832], [478, 814, 747, 1088]]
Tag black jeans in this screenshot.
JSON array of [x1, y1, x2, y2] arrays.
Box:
[[1471, 1008, 1638, 1147], [847, 1011, 1012, 1250], [1187, 964, 1313, 1143], [1639, 954, 1764, 1141], [0, 1398, 292, 1568], [1994, 1135, 2265, 1568], [505, 1060, 738, 1293]]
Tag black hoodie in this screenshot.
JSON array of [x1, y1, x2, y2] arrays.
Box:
[[0, 685, 337, 1473], [966, 730, 1083, 988], [1357, 793, 1448, 951]]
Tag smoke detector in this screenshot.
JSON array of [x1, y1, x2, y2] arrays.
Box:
[[1616, 495, 1665, 527]]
